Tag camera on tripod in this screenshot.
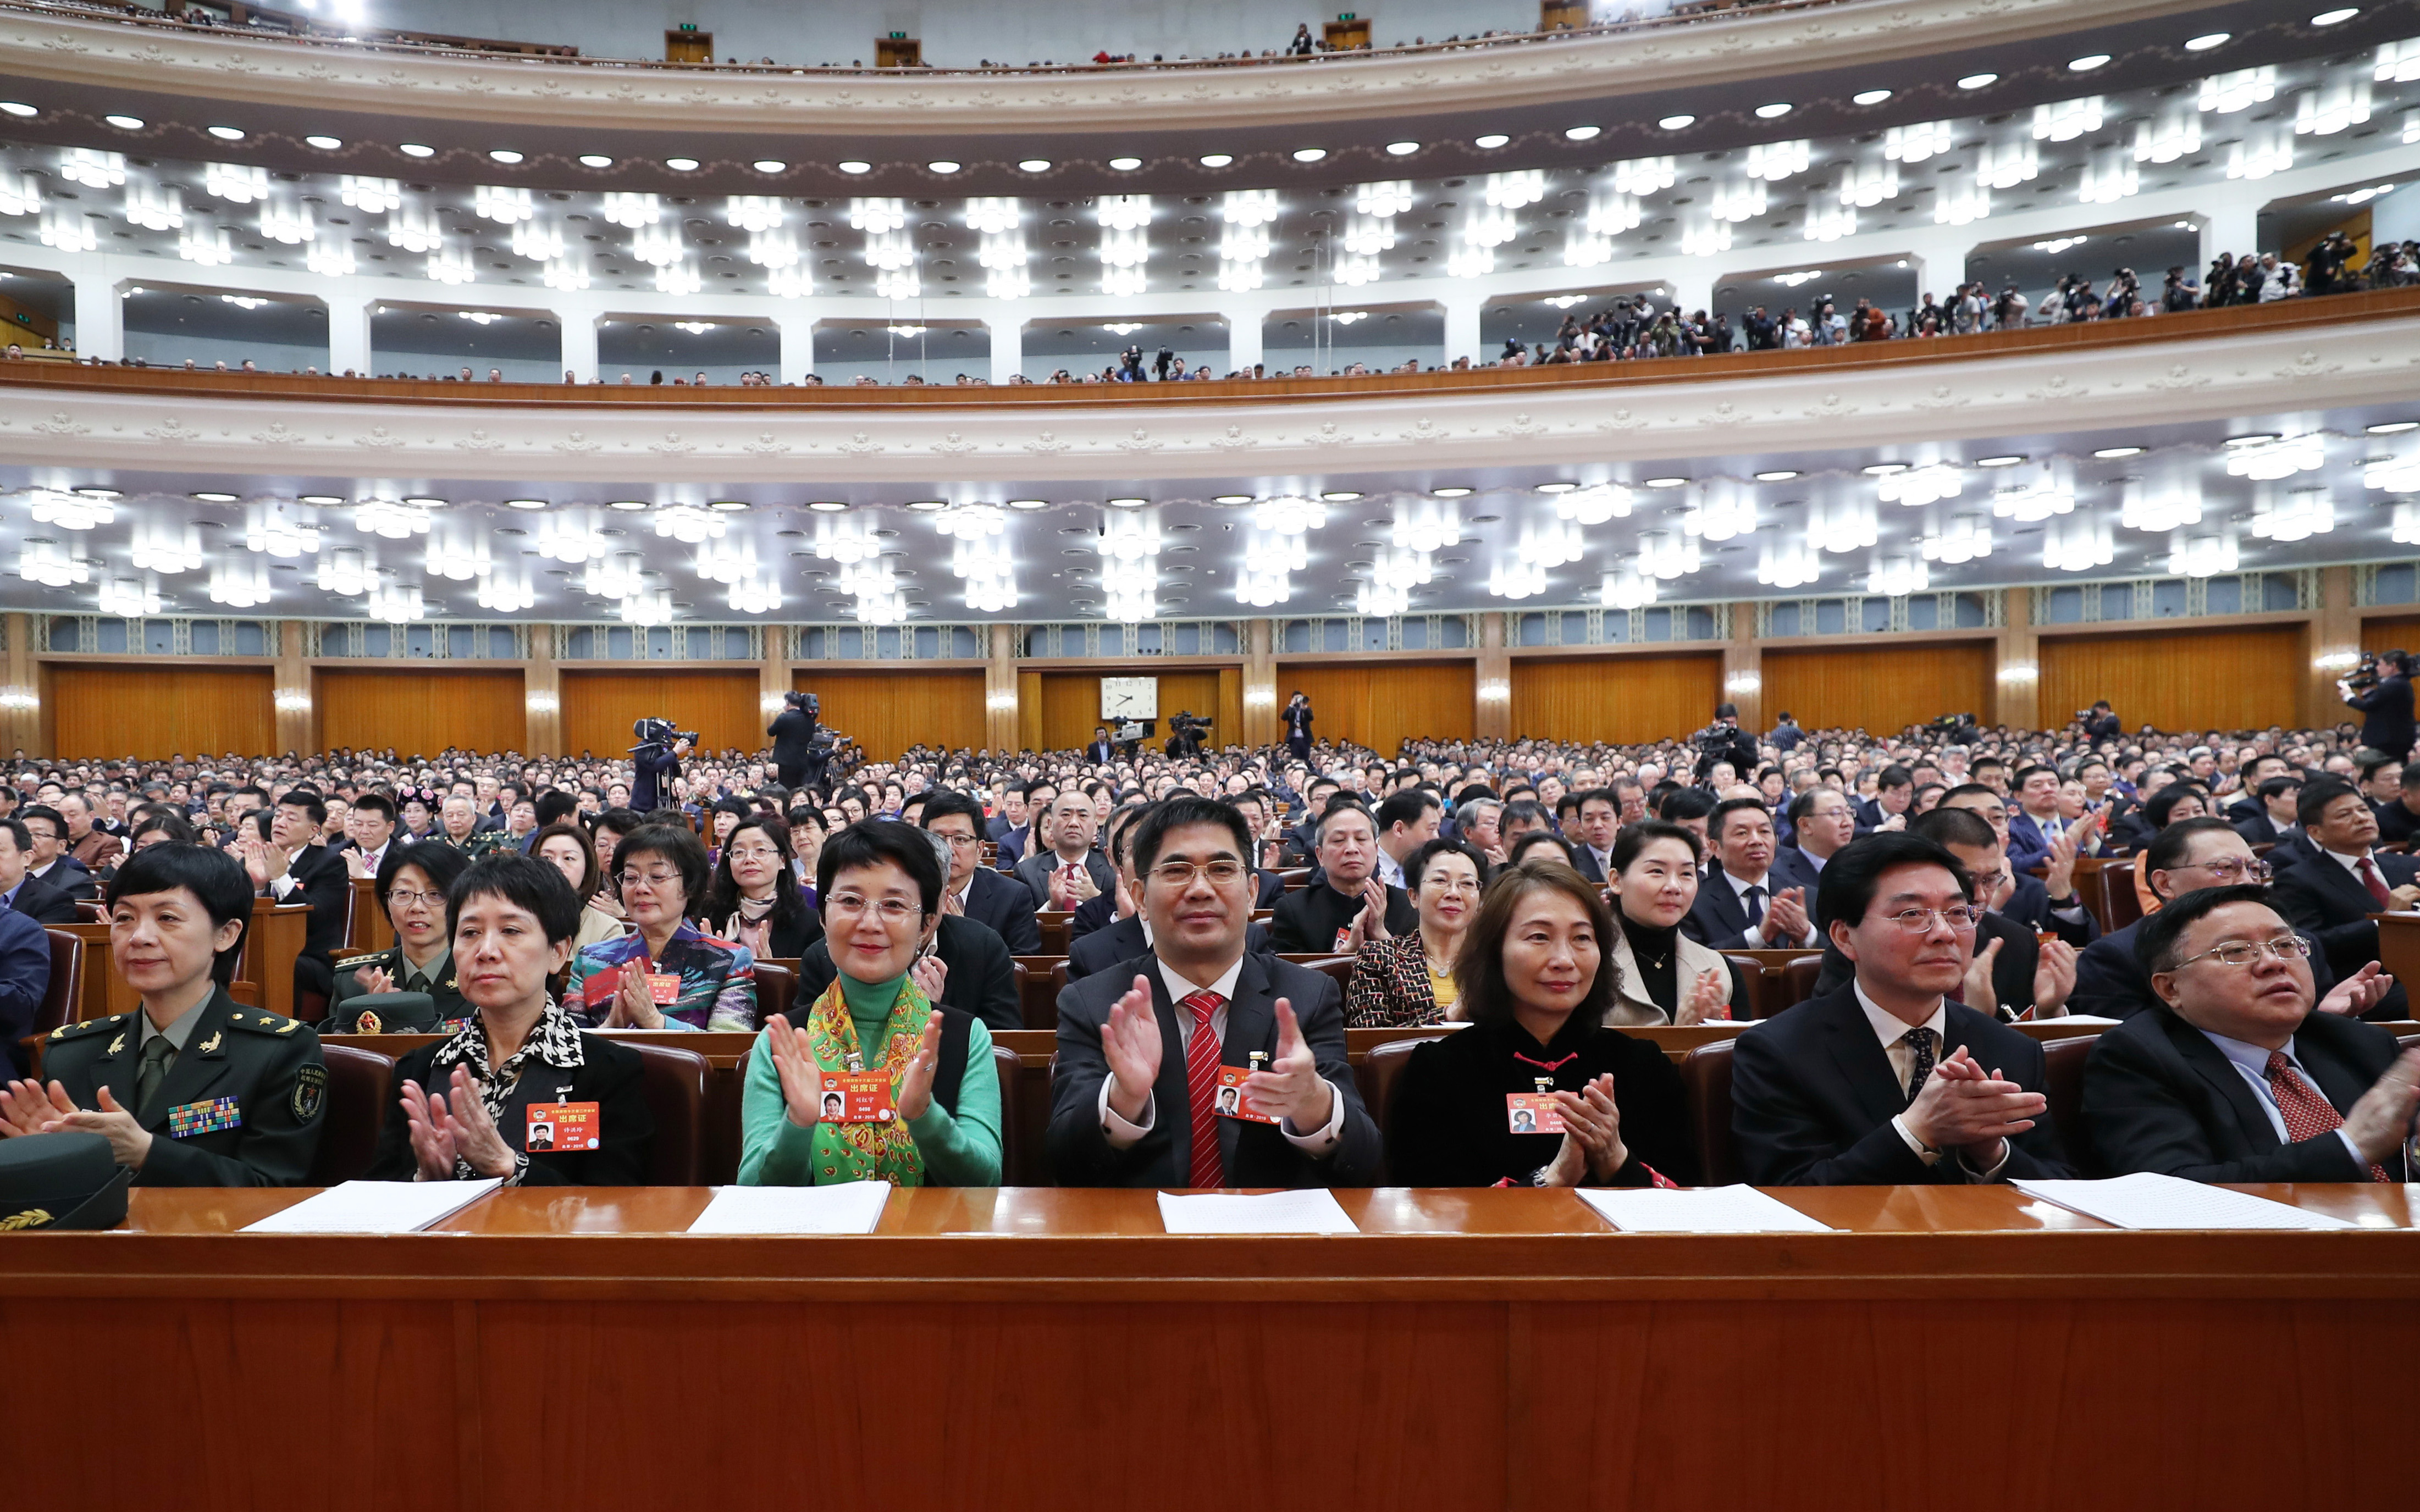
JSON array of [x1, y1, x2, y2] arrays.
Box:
[[631, 717, 698, 752]]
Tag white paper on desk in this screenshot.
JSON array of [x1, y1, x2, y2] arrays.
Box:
[[687, 1181, 891, 1235], [1156, 1188, 1359, 1234], [1577, 1184, 1837, 1234], [2012, 1172, 2356, 1231], [241, 1178, 504, 1234]]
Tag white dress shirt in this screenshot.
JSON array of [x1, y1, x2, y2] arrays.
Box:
[[1721, 866, 1815, 949], [2197, 1027, 2365, 1164], [1374, 848, 1406, 890], [1852, 981, 2010, 1181], [1097, 951, 1346, 1156]]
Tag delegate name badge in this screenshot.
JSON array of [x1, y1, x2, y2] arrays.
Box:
[[819, 1070, 896, 1124], [1215, 1058, 1278, 1124], [647, 972, 682, 1005], [1506, 1089, 1567, 1136], [1333, 927, 1354, 952], [524, 1101, 600, 1153], [168, 1095, 243, 1139]]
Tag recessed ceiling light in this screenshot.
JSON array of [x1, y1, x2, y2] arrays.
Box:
[[191, 491, 239, 502], [1320, 490, 1362, 501], [1957, 73, 1998, 89], [1474, 133, 1511, 148], [579, 154, 614, 168], [1656, 114, 1696, 130], [2184, 31, 2230, 50], [2092, 446, 2145, 458], [927, 159, 962, 173], [206, 125, 245, 141], [1107, 497, 1148, 509], [72, 488, 122, 500], [305, 134, 342, 149], [1432, 486, 1474, 498], [505, 498, 548, 510], [1645, 476, 1688, 488], [1861, 463, 1909, 475], [838, 160, 871, 174], [1976, 455, 2026, 467], [2366, 420, 2419, 434], [1017, 158, 1052, 172], [752, 159, 787, 174], [0, 102, 35, 119], [1198, 153, 1234, 168], [1851, 88, 1893, 106], [298, 494, 344, 505], [2068, 53, 2112, 71], [403, 496, 446, 508], [607, 499, 650, 511], [2313, 8, 2360, 24], [1754, 102, 1793, 119], [1214, 494, 1255, 504], [1754, 470, 1800, 481], [489, 148, 523, 164], [1564, 125, 1601, 141], [105, 114, 145, 130], [1385, 141, 1420, 156], [1109, 156, 1143, 170], [400, 142, 435, 157], [807, 500, 850, 512], [1291, 148, 1327, 163], [665, 157, 700, 171], [709, 499, 750, 512], [2224, 432, 2281, 447], [905, 499, 948, 511], [1534, 482, 1578, 494], [1007, 498, 1050, 510]]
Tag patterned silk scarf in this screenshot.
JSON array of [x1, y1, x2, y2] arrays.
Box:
[[799, 975, 932, 1187]]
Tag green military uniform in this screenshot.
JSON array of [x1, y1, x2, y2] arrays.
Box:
[[37, 987, 327, 1186], [329, 944, 471, 1034], [460, 829, 517, 859]]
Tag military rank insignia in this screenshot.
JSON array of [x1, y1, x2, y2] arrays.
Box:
[[168, 1096, 244, 1138], [292, 1064, 328, 1122], [355, 1010, 382, 1034]]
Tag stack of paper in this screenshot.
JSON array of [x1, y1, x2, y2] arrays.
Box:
[[1156, 1188, 1360, 1234], [687, 1181, 892, 1234], [1577, 1185, 1837, 1233], [2012, 1172, 2356, 1230], [241, 1178, 504, 1234]]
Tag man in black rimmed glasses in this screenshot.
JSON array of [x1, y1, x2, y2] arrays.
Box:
[[2085, 884, 2417, 1183], [1733, 832, 2073, 1186]]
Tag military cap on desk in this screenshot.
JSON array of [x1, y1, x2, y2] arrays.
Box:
[[0, 1132, 131, 1231]]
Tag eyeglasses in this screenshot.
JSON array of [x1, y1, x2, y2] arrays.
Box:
[[934, 832, 983, 850], [2176, 858, 2272, 884], [723, 844, 783, 863], [1148, 859, 1249, 888], [1881, 905, 1985, 933], [827, 893, 924, 925], [2174, 936, 2313, 969], [385, 888, 446, 909], [617, 869, 683, 891], [1420, 877, 1483, 894]]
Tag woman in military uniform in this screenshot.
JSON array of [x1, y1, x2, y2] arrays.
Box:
[[330, 843, 472, 1034], [0, 843, 327, 1186]]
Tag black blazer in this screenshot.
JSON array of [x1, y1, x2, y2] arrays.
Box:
[[1068, 914, 1272, 981], [1731, 984, 2071, 1185], [2069, 914, 2334, 1021], [1047, 949, 1380, 1188], [2272, 850, 2419, 1020], [2346, 672, 2415, 757], [368, 1028, 653, 1186], [31, 855, 96, 903], [767, 708, 816, 768], [1267, 880, 1419, 953], [1085, 740, 1117, 764], [278, 843, 353, 967], [1999, 872, 2100, 950], [2084, 1006, 2409, 1182], [2233, 812, 2291, 848], [1767, 846, 1823, 898], [795, 912, 1020, 1032], [5, 873, 82, 926], [1385, 1011, 1696, 1187], [1067, 889, 1117, 941], [1814, 909, 2041, 1018], [1681, 867, 1814, 951], [960, 866, 1042, 955], [1570, 844, 1607, 885]]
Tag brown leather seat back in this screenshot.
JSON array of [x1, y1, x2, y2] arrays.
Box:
[[35, 928, 80, 1037], [308, 1043, 396, 1185], [1356, 1035, 1450, 1178], [2040, 1034, 2100, 1176], [1681, 1042, 1739, 1186], [2103, 862, 2143, 930], [628, 1042, 709, 1186], [991, 1045, 1026, 1186], [754, 962, 796, 1024], [1035, 960, 1071, 1031], [1776, 955, 1825, 1013]]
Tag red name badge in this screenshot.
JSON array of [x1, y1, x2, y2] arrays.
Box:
[[1214, 1065, 1277, 1123], [1333, 927, 1353, 952], [817, 1070, 896, 1125], [646, 972, 682, 1005], [1506, 1093, 1567, 1136], [525, 1101, 599, 1152]]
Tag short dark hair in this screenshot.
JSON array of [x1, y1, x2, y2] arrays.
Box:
[[525, 822, 599, 898], [2296, 777, 2363, 830], [1709, 797, 1771, 841], [351, 792, 397, 824], [1404, 836, 1488, 891], [104, 842, 254, 985], [277, 791, 328, 827], [1909, 806, 1996, 851], [2257, 774, 2303, 802], [915, 788, 987, 832], [2135, 883, 2277, 978], [448, 852, 582, 946], [611, 823, 711, 910], [1374, 789, 1439, 833], [1876, 765, 1913, 791], [1575, 787, 1619, 815], [592, 806, 645, 838], [2011, 764, 2056, 790], [1130, 795, 1252, 877], [1815, 832, 1973, 933], [1314, 796, 1375, 840], [0, 816, 27, 854], [534, 790, 579, 828], [1658, 788, 1716, 823], [1454, 859, 1618, 1027], [1611, 817, 1700, 872], [18, 804, 62, 841], [378, 838, 470, 907], [2141, 783, 2207, 829], [816, 818, 944, 915], [1505, 830, 1576, 868], [2144, 815, 2237, 879], [129, 812, 196, 847]]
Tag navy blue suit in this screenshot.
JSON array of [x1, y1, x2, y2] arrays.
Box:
[[0, 905, 51, 1074]]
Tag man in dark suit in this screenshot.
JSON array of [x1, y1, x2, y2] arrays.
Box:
[[992, 781, 1041, 871], [2232, 774, 2305, 849], [2001, 765, 2070, 876], [17, 805, 96, 904], [1732, 832, 2073, 1184], [1267, 800, 1417, 952], [2374, 760, 2420, 845], [1085, 727, 1117, 766], [1850, 766, 1913, 836], [1049, 795, 1379, 1188], [2084, 884, 2417, 1182], [2271, 778, 2419, 1020], [1771, 787, 1852, 896], [1014, 790, 1117, 911], [1684, 798, 1817, 951], [1281, 692, 1314, 763], [918, 790, 1040, 956], [2220, 755, 2293, 824], [2080, 701, 2122, 742], [795, 912, 1020, 1033], [2341, 649, 2415, 760], [0, 816, 80, 925], [239, 790, 352, 1004]]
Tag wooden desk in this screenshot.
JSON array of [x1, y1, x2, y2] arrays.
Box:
[[2372, 911, 2420, 989], [235, 899, 311, 1019], [2, 1185, 2411, 1508]]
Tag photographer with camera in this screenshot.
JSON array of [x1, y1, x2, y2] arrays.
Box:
[[769, 691, 820, 791], [2342, 650, 2416, 762], [1164, 710, 1210, 761], [1283, 691, 1314, 762], [2079, 701, 2121, 742], [629, 718, 694, 814], [1688, 704, 1759, 790]]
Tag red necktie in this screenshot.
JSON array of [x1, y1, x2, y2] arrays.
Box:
[[2264, 1050, 2393, 1183], [2357, 856, 2394, 910], [1182, 989, 1227, 1189]]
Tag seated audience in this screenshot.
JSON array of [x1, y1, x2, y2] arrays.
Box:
[[239, 789, 351, 1005], [1684, 797, 1816, 950], [1, 843, 325, 1185], [1268, 800, 1418, 952], [330, 842, 473, 1033], [1732, 832, 2072, 1184], [0, 871, 47, 1073], [2084, 884, 2414, 1182], [2272, 778, 2418, 1020], [701, 815, 823, 960], [370, 854, 653, 1186], [794, 828, 1019, 1031], [1015, 787, 1115, 910], [1603, 821, 1742, 1025], [567, 823, 758, 1031], [0, 815, 81, 924], [1344, 837, 1485, 1027], [740, 819, 1002, 1186], [1385, 857, 1695, 1187], [527, 821, 627, 951], [920, 789, 1041, 954], [18, 805, 96, 902]]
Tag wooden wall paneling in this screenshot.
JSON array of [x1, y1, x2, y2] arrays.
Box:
[[1034, 672, 1108, 754], [1507, 655, 1721, 745], [558, 669, 760, 757], [313, 669, 526, 757], [1015, 669, 1045, 753], [1273, 663, 1476, 756], [793, 670, 986, 761], [1761, 644, 1992, 737], [2038, 625, 2307, 734], [2362, 616, 2420, 653], [1217, 666, 1243, 745], [46, 664, 275, 758]]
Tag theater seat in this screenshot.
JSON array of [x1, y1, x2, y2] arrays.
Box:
[[627, 1041, 709, 1186], [2102, 862, 2143, 931], [1356, 1035, 1449, 1178], [2040, 1034, 2100, 1176], [1296, 956, 1353, 994], [754, 961, 795, 1024], [1721, 953, 1769, 1019], [991, 1044, 1026, 1186], [1679, 1041, 1739, 1186], [1776, 955, 1825, 1013], [307, 1043, 396, 1185], [1037, 960, 1071, 1031], [34, 928, 80, 1038]]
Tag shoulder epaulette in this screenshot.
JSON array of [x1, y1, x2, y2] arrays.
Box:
[[226, 1009, 307, 1035], [334, 950, 389, 968], [47, 1012, 128, 1042]]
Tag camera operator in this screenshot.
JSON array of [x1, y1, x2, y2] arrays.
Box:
[[2079, 700, 2121, 742], [1164, 710, 1209, 760], [2344, 650, 2416, 761], [768, 690, 819, 790], [629, 719, 692, 813], [1283, 690, 1314, 762], [1690, 703, 1759, 788], [1153, 346, 1176, 382]]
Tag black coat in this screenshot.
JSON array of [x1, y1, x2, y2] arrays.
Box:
[[1814, 909, 2042, 1018], [1268, 880, 1418, 954], [2083, 1006, 2408, 1182], [959, 866, 1041, 956], [1047, 949, 1379, 1188], [2271, 850, 2420, 1020], [2346, 672, 2415, 758], [368, 1026, 653, 1186], [1730, 985, 2071, 1185], [1385, 1011, 1696, 1187], [767, 709, 816, 769], [1998, 872, 2100, 951], [795, 912, 1019, 1032], [5, 872, 82, 926], [1681, 867, 1815, 951], [1068, 914, 1272, 981], [30, 855, 96, 904], [277, 842, 353, 970], [2070, 915, 2335, 1021]]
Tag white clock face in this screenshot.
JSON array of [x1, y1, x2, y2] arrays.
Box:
[[1100, 677, 1159, 719]]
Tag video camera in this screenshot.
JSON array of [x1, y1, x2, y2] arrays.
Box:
[[631, 717, 698, 753], [2345, 652, 2385, 691]]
